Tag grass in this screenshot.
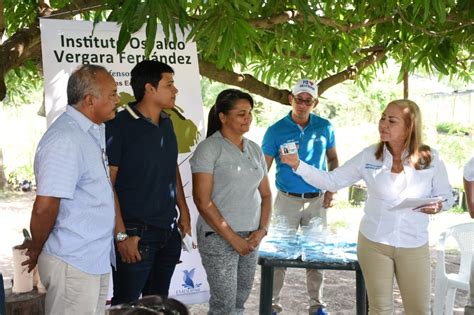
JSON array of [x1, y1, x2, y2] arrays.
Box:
[[436, 122, 471, 136], [448, 206, 467, 214], [333, 200, 362, 209]]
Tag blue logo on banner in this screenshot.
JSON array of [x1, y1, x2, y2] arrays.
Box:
[[182, 268, 202, 289]]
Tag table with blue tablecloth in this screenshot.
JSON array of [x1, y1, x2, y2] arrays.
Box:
[[258, 238, 368, 314]]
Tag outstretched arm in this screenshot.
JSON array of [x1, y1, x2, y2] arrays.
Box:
[[281, 149, 364, 192], [323, 147, 339, 208]]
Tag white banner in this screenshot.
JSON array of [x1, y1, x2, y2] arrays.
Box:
[[39, 19, 209, 304]]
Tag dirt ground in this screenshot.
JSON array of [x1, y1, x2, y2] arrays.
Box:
[[0, 191, 471, 314]]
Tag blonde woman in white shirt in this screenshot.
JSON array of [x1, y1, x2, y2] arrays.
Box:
[[280, 99, 454, 315]]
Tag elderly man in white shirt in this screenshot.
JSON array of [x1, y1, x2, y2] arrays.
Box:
[[464, 157, 474, 315], [281, 99, 453, 315], [22, 65, 120, 315]]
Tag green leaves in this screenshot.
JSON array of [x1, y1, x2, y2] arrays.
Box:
[[433, 0, 446, 23], [105, 0, 189, 57], [145, 15, 158, 57], [429, 39, 452, 75], [4, 61, 42, 106], [3, 0, 37, 36], [0, 0, 472, 105], [188, 3, 260, 70]]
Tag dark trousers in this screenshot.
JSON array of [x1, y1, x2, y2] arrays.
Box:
[[111, 222, 182, 305]]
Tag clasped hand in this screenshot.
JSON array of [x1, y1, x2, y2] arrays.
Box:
[[18, 239, 39, 273], [230, 229, 266, 256]]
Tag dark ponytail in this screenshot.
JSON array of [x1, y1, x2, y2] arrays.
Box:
[[206, 105, 220, 138], [206, 89, 254, 138]]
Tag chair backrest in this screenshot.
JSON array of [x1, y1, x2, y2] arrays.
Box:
[[446, 222, 474, 277]]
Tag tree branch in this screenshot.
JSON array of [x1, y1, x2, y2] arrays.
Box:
[[248, 10, 394, 32], [0, 2, 389, 106], [199, 60, 291, 105], [0, 0, 5, 43], [43, 0, 104, 19], [318, 50, 386, 95], [0, 26, 41, 99], [354, 45, 385, 54], [199, 49, 386, 105], [38, 0, 53, 17], [0, 0, 105, 100], [397, 7, 474, 37]]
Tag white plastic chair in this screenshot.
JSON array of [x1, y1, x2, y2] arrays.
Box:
[[433, 222, 474, 315]]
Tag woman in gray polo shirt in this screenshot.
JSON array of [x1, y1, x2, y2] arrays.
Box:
[[190, 89, 272, 315]]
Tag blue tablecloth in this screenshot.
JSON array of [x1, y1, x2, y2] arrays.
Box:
[[259, 236, 357, 263]]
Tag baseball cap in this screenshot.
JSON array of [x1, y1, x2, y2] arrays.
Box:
[[292, 79, 318, 98]]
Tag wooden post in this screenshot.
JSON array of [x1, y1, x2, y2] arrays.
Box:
[[403, 71, 409, 99]]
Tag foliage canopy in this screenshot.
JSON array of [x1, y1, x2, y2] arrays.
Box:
[[0, 0, 472, 104]]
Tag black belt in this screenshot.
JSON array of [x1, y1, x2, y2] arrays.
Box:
[[282, 191, 323, 199]]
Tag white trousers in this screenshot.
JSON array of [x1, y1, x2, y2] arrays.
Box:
[[38, 253, 109, 315]]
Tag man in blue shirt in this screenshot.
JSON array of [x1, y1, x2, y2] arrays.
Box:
[[106, 60, 192, 304], [22, 64, 119, 314], [262, 79, 339, 315]]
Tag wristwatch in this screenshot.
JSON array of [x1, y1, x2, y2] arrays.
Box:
[[116, 231, 128, 242]]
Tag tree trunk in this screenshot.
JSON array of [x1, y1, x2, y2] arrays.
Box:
[[403, 71, 409, 99], [0, 148, 7, 189]]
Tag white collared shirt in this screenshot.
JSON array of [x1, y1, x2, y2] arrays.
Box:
[[295, 144, 454, 248], [35, 106, 115, 274]]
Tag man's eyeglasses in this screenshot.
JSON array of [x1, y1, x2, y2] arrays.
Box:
[[294, 96, 316, 106]]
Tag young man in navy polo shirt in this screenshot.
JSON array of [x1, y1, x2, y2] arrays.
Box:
[[106, 60, 192, 304], [262, 79, 339, 315]]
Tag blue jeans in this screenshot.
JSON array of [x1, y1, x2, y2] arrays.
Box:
[[111, 222, 182, 305]]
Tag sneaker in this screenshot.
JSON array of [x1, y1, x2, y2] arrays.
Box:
[[311, 306, 328, 315]]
